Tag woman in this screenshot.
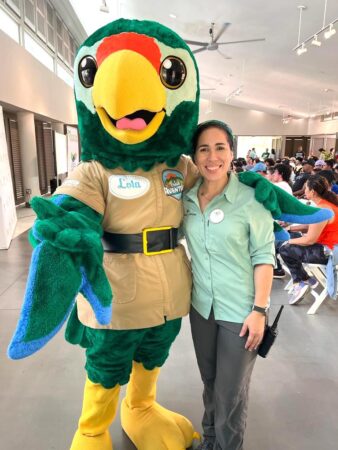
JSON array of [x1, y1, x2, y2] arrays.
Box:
[[183, 120, 275, 450], [279, 174, 338, 305]]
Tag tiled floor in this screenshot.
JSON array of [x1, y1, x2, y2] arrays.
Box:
[[1, 229, 338, 449]]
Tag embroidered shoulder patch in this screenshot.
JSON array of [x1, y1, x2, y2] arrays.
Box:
[[162, 170, 184, 200]]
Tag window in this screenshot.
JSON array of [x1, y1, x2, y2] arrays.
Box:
[[0, 7, 20, 42], [46, 1, 54, 49], [63, 24, 71, 65], [56, 14, 63, 59], [24, 31, 54, 71], [24, 0, 35, 30], [36, 0, 46, 41], [56, 62, 73, 87], [5, 0, 21, 16], [2, 0, 79, 77], [69, 36, 76, 66]]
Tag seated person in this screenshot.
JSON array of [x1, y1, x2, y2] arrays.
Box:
[[318, 169, 338, 194], [270, 163, 293, 194], [323, 159, 335, 171], [250, 161, 267, 176], [279, 175, 338, 304], [264, 157, 275, 169], [292, 159, 315, 197], [313, 160, 325, 173]]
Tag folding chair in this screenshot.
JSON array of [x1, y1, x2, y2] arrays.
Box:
[[303, 262, 337, 315]]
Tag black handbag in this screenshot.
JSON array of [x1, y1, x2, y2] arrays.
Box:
[[258, 305, 284, 358]]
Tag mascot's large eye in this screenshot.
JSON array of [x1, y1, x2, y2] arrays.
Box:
[[160, 56, 186, 89], [78, 56, 97, 88]]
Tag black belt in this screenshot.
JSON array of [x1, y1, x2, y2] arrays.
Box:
[[102, 227, 179, 255]]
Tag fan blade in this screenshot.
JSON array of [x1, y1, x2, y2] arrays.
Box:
[[185, 40, 208, 46], [217, 49, 232, 60], [213, 22, 231, 43], [193, 47, 208, 54], [217, 38, 266, 45]]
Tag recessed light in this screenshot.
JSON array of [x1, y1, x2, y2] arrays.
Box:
[[169, 13, 177, 19]]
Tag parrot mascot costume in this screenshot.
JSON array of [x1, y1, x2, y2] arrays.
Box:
[[8, 18, 333, 450]]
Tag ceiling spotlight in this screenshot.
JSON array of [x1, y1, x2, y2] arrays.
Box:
[[100, 0, 109, 13], [311, 35, 321, 46], [324, 23, 336, 39], [297, 43, 307, 55], [169, 13, 177, 19]]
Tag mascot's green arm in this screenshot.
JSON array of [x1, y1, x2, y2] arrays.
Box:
[[238, 172, 334, 225], [8, 195, 112, 360]]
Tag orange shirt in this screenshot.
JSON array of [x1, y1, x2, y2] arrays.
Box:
[[317, 198, 338, 249]]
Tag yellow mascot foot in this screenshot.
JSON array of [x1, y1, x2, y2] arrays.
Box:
[[121, 361, 199, 450], [70, 378, 120, 450], [121, 399, 199, 450], [70, 430, 112, 450]]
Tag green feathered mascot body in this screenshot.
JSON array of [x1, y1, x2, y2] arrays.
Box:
[[8, 19, 333, 450]]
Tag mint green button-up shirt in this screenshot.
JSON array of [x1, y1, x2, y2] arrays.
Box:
[[183, 173, 275, 323]]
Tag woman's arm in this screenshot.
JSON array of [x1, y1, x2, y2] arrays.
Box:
[[289, 220, 328, 246], [240, 264, 273, 351]]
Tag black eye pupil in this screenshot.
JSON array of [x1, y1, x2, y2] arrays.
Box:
[[78, 56, 97, 87], [160, 57, 186, 89]]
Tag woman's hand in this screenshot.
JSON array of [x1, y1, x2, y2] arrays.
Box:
[[239, 311, 266, 351]]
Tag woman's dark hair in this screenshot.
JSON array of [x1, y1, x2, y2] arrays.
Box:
[[318, 170, 335, 185], [191, 120, 235, 160], [306, 174, 338, 206]]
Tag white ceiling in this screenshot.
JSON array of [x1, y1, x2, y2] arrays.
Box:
[[69, 0, 338, 119]]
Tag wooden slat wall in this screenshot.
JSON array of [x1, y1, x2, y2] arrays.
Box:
[[3, 113, 25, 205], [43, 125, 56, 184], [35, 120, 48, 194], [35, 120, 56, 194]]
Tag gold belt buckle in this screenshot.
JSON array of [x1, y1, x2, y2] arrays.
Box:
[[142, 226, 174, 256]]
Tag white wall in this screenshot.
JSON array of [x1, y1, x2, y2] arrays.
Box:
[[0, 106, 17, 249], [200, 99, 338, 138], [199, 100, 309, 136], [307, 116, 338, 136], [0, 30, 77, 124]]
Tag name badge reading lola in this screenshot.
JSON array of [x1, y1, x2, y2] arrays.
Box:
[[209, 209, 224, 224], [109, 175, 150, 199]]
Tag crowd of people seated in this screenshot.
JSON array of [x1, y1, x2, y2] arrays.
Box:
[[231, 148, 338, 305]]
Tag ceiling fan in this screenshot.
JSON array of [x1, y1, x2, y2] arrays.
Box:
[[185, 22, 265, 57]]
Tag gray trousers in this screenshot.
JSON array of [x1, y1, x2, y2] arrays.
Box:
[[190, 307, 257, 450]]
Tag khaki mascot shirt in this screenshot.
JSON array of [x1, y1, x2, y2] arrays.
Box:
[[56, 156, 198, 330]]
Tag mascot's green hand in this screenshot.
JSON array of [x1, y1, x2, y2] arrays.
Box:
[[238, 171, 333, 224], [7, 196, 112, 360]]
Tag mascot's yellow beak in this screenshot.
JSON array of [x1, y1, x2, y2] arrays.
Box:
[[92, 50, 166, 145]]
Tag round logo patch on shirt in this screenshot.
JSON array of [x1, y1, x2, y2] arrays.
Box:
[[209, 209, 224, 224], [109, 175, 150, 199], [162, 170, 184, 200]]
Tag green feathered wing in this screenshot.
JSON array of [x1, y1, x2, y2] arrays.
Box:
[[7, 196, 112, 359]]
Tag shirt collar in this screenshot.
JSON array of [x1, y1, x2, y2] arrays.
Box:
[[221, 172, 238, 204], [185, 172, 238, 204]]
